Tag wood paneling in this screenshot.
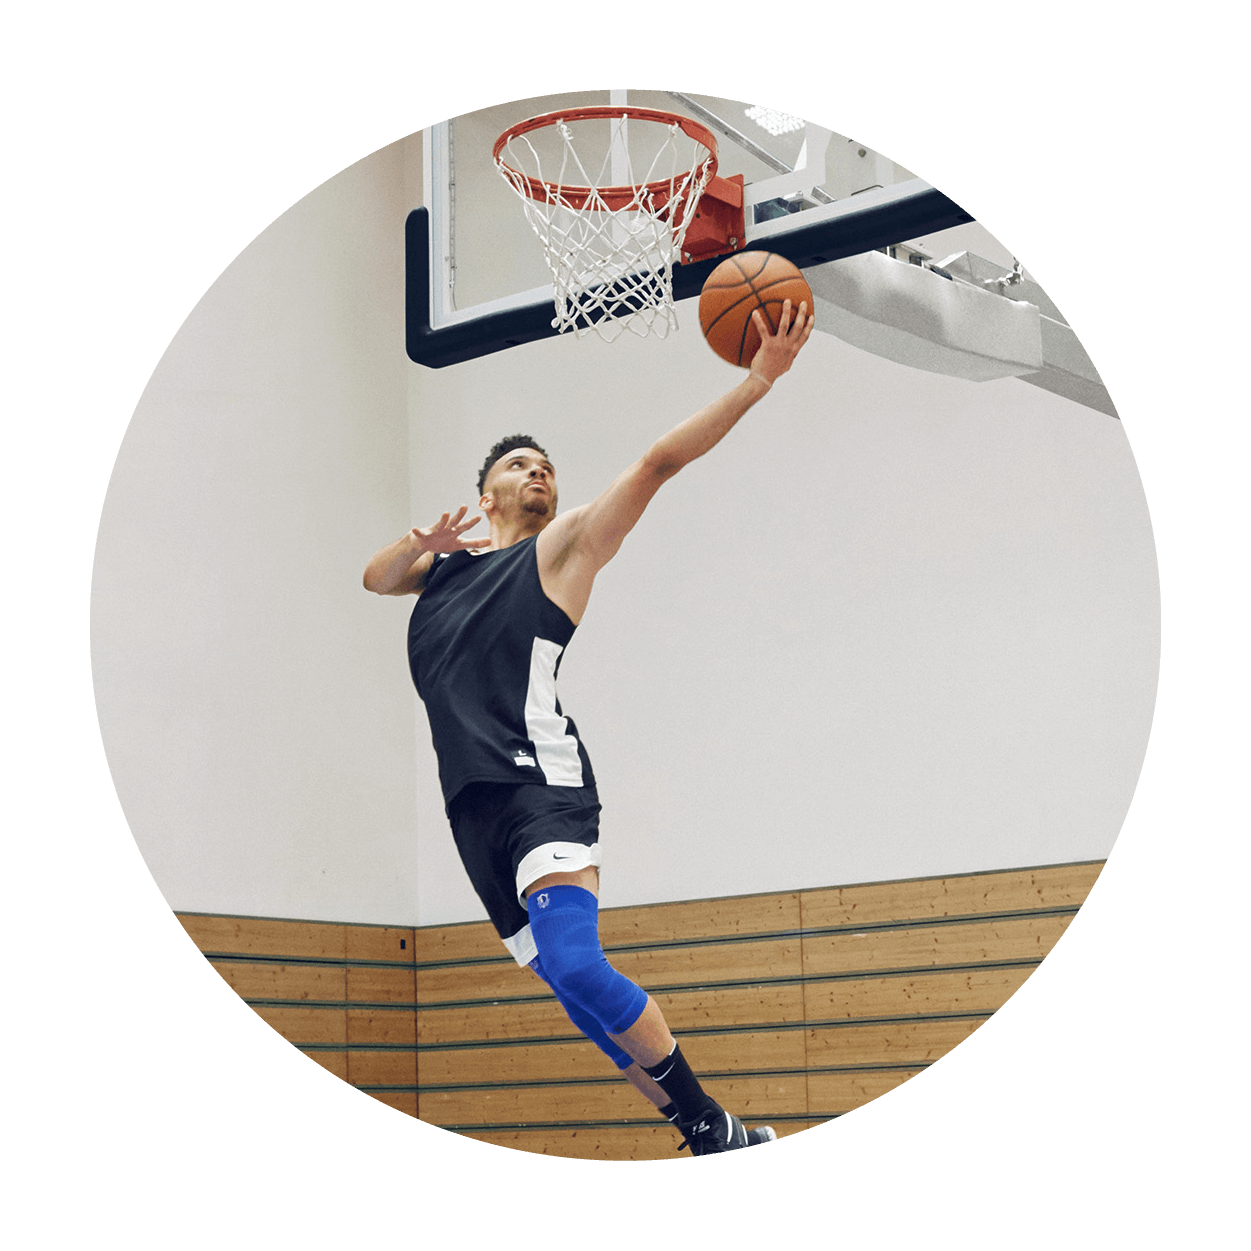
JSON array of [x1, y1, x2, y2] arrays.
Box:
[[176, 858, 1100, 1162]]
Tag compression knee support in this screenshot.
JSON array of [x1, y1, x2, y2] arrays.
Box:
[[527, 885, 648, 1039], [530, 953, 633, 1070]]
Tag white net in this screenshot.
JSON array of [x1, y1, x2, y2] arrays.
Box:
[[495, 111, 716, 341]]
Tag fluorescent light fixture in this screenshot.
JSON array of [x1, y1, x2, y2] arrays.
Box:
[[744, 105, 805, 137]]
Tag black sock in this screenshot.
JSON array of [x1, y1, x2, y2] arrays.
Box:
[[642, 1044, 718, 1125]]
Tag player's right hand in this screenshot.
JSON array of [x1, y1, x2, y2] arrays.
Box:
[[749, 299, 814, 385], [412, 506, 492, 554]]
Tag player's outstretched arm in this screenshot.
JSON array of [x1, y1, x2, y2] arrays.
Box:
[[363, 506, 490, 595], [646, 299, 813, 480], [550, 300, 814, 568]]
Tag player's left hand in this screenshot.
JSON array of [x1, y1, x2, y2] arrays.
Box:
[[749, 299, 815, 387]]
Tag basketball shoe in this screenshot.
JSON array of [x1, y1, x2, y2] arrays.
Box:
[[678, 1108, 776, 1155]]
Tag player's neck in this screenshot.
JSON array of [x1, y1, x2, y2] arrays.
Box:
[[489, 515, 548, 550]]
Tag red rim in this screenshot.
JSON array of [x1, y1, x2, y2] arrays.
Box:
[[493, 106, 719, 212]]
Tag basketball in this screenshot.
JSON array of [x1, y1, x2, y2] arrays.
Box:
[[698, 251, 814, 368]]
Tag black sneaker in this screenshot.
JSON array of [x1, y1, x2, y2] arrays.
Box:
[[678, 1109, 775, 1155]]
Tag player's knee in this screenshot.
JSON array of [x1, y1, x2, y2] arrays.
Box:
[[530, 954, 634, 1069], [527, 884, 646, 1036]]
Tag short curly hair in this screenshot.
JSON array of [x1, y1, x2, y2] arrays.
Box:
[[477, 434, 550, 496]]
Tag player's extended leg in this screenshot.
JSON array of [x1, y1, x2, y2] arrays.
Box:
[[530, 953, 689, 1112], [529, 959, 700, 1137], [525, 873, 776, 1154]]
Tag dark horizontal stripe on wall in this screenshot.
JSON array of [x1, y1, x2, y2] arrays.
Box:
[[200, 953, 415, 969], [420, 1060, 940, 1090], [415, 1010, 1000, 1050], [414, 959, 1045, 1011], [413, 908, 1082, 971], [241, 998, 417, 1012]]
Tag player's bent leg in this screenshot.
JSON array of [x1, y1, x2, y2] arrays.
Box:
[[623, 1063, 671, 1111], [525, 882, 776, 1154], [528, 953, 636, 1073], [606, 993, 678, 1067], [526, 884, 648, 1036], [529, 956, 672, 1113]]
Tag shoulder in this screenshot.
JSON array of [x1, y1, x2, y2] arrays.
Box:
[[535, 506, 601, 584], [535, 507, 585, 556], [540, 457, 666, 577]]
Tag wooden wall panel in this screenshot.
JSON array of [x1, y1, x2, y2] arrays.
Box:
[[176, 858, 1102, 1162]]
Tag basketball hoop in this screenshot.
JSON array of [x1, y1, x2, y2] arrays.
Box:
[[493, 107, 721, 342]]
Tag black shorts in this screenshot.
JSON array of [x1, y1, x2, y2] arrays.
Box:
[[447, 782, 602, 965]]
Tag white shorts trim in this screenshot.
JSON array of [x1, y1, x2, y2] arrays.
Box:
[[502, 923, 538, 967], [514, 840, 603, 906]]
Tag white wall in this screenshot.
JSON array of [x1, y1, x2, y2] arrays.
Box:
[[92, 134, 424, 924], [91, 106, 1158, 932]]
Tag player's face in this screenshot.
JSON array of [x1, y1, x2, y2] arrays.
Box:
[[482, 448, 557, 522]]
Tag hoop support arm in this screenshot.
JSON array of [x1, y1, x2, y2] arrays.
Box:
[[679, 173, 746, 264]]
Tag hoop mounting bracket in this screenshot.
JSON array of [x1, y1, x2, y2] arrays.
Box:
[[679, 174, 745, 265]]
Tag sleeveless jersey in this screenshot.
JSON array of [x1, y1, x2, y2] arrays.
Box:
[[406, 535, 595, 810]]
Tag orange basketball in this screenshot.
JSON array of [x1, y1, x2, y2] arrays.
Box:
[[698, 251, 814, 368]]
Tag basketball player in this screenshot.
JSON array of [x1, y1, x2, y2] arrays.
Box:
[[364, 301, 814, 1154]]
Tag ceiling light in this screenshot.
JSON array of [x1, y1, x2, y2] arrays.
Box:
[[744, 106, 805, 137]]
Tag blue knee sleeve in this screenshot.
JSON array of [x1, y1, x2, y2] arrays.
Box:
[[530, 954, 634, 1070], [527, 885, 648, 1038]]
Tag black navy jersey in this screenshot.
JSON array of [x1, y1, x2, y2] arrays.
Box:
[[407, 535, 595, 810]]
